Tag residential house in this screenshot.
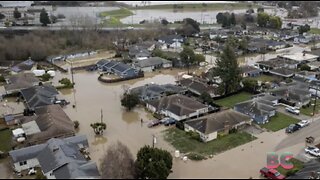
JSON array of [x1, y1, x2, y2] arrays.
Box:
[[20, 84, 59, 110], [269, 67, 295, 78], [0, 61, 22, 70], [247, 38, 268, 53], [128, 45, 151, 60], [184, 109, 252, 142], [294, 35, 312, 44], [4, 73, 40, 94], [255, 57, 299, 72], [266, 40, 287, 50], [306, 61, 320, 71], [269, 84, 311, 107], [158, 34, 185, 49], [278, 53, 319, 64], [286, 159, 320, 179], [20, 105, 75, 145], [9, 135, 101, 179], [96, 60, 140, 79], [304, 48, 320, 61], [129, 83, 187, 101], [295, 71, 319, 82], [146, 94, 209, 121], [11, 59, 36, 74], [240, 66, 262, 78], [133, 57, 172, 72], [234, 99, 276, 124], [177, 77, 219, 98]]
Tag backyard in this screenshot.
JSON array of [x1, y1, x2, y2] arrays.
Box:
[[0, 128, 12, 153], [163, 127, 256, 157], [215, 92, 252, 108], [260, 112, 300, 132]]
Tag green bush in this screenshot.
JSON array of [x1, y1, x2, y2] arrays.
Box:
[[41, 73, 51, 82], [286, 169, 299, 177], [229, 128, 238, 134], [187, 153, 206, 161], [186, 131, 201, 141]]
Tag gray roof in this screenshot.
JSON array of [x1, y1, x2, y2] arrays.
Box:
[[270, 67, 295, 77], [158, 34, 184, 44], [20, 84, 59, 109], [185, 109, 251, 134], [4, 73, 40, 93], [9, 135, 100, 178], [11, 59, 35, 73], [177, 78, 218, 96], [269, 84, 311, 103], [287, 159, 320, 179], [256, 57, 298, 68], [240, 66, 262, 74], [134, 57, 172, 68], [147, 94, 208, 117], [235, 99, 276, 117]]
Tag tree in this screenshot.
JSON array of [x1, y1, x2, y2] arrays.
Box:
[[210, 44, 242, 95], [230, 13, 236, 26], [300, 64, 311, 71], [200, 92, 213, 105], [177, 18, 200, 36], [101, 141, 136, 179], [269, 16, 282, 29], [242, 78, 259, 93], [161, 19, 169, 26], [257, 13, 269, 27], [90, 122, 106, 135], [216, 12, 224, 24], [135, 146, 173, 179], [0, 75, 5, 82], [59, 78, 73, 88], [13, 7, 21, 19], [41, 73, 51, 81], [257, 7, 264, 13], [298, 24, 311, 34], [121, 93, 140, 111], [195, 54, 205, 64], [40, 8, 51, 26], [180, 47, 196, 74], [74, 121, 80, 129], [0, 13, 5, 20]]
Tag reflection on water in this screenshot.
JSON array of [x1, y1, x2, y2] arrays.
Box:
[[91, 135, 108, 146]]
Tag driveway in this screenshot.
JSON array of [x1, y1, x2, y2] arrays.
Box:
[[277, 106, 310, 120]]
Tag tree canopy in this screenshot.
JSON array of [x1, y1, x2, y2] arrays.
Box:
[[121, 93, 140, 111], [13, 7, 21, 19], [210, 44, 242, 95], [242, 78, 259, 93], [135, 146, 173, 179], [257, 13, 282, 29], [298, 24, 311, 34], [40, 8, 51, 26]]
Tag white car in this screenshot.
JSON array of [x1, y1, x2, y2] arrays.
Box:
[[298, 120, 310, 128], [286, 107, 300, 115], [127, 26, 134, 30], [305, 147, 320, 157]]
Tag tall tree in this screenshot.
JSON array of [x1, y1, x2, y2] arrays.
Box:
[[216, 12, 224, 24], [40, 8, 51, 26], [257, 12, 269, 27], [121, 93, 140, 111], [101, 141, 136, 179], [210, 44, 242, 95], [230, 13, 236, 26], [0, 13, 5, 20], [180, 47, 196, 74], [257, 7, 264, 13], [135, 146, 173, 179], [13, 7, 21, 19]]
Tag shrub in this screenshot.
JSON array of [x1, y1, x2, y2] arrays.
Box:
[[187, 153, 206, 161], [41, 73, 51, 82], [0, 75, 5, 82], [186, 131, 201, 141]]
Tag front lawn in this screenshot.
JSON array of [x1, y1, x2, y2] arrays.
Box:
[[163, 128, 256, 157], [260, 112, 300, 132], [215, 92, 252, 108], [300, 100, 320, 116], [0, 128, 12, 153], [253, 75, 280, 83], [310, 28, 320, 35], [276, 158, 304, 177]]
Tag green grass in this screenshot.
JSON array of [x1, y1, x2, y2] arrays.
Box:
[[252, 75, 280, 83], [276, 158, 304, 177], [131, 2, 258, 11], [260, 112, 300, 132], [300, 100, 320, 116], [310, 28, 320, 35], [0, 129, 12, 153], [100, 8, 133, 26], [164, 128, 256, 156], [215, 92, 252, 108]]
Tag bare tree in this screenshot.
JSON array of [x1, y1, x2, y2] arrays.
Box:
[[100, 141, 136, 179]]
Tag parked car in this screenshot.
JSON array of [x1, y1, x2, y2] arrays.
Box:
[[285, 124, 301, 133], [164, 118, 176, 126], [148, 120, 161, 128], [28, 168, 36, 175], [160, 117, 170, 124], [260, 167, 285, 179], [298, 120, 310, 128], [286, 107, 300, 115], [305, 146, 320, 157]]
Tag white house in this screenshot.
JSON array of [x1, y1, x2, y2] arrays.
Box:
[[184, 109, 252, 142], [133, 57, 172, 72], [146, 94, 209, 121]]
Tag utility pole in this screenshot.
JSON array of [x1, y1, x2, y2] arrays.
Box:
[[313, 85, 318, 116]]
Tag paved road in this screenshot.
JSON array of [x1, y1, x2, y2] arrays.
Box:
[[274, 115, 320, 151]]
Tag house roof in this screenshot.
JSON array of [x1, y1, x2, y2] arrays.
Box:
[[240, 66, 262, 74], [147, 94, 208, 117], [177, 78, 218, 96], [11, 59, 35, 73], [185, 109, 251, 135], [134, 57, 172, 68], [128, 45, 151, 57], [306, 48, 320, 57], [279, 53, 319, 62], [287, 159, 320, 179], [20, 84, 59, 109], [256, 57, 298, 68], [158, 34, 184, 44], [4, 73, 40, 93], [24, 105, 75, 144], [270, 67, 295, 77], [9, 135, 100, 178], [270, 84, 311, 103], [235, 99, 276, 117]]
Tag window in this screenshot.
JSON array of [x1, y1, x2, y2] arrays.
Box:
[[19, 161, 27, 166]]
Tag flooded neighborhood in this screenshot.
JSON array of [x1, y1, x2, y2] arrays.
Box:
[[2, 1, 320, 179]]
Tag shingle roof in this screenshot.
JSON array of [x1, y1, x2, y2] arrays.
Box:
[[4, 73, 40, 93], [134, 57, 172, 68], [177, 78, 218, 96], [235, 99, 276, 117], [185, 109, 251, 134], [11, 59, 35, 73]]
